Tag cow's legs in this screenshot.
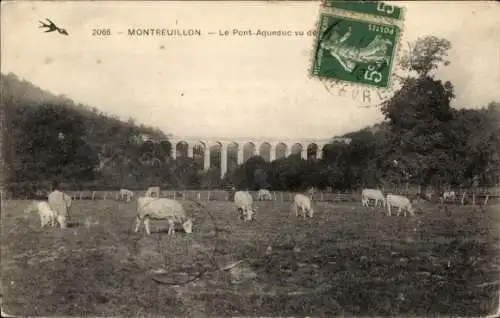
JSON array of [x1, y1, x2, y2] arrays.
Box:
[[144, 217, 151, 235], [57, 214, 67, 229], [167, 219, 175, 235], [134, 216, 142, 233]]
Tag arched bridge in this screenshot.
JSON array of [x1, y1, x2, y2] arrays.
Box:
[[139, 135, 352, 178]]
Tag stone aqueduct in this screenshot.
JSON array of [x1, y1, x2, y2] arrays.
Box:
[[144, 135, 352, 178]]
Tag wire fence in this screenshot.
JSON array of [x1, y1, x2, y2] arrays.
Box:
[[2, 187, 498, 206]]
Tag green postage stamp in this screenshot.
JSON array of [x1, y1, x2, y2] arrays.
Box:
[[311, 13, 400, 88], [323, 1, 404, 20]]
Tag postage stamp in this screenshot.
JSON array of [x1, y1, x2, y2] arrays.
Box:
[[311, 13, 400, 88]]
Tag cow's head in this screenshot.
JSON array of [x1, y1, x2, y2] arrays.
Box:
[[408, 205, 416, 215], [182, 218, 193, 234], [244, 209, 255, 221], [306, 208, 314, 218]]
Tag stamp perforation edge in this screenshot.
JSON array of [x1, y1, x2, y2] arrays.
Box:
[[307, 4, 406, 94], [320, 1, 407, 24]]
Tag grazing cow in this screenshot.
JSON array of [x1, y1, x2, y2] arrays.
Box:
[[386, 194, 415, 217], [257, 189, 273, 201], [135, 197, 193, 235], [119, 188, 134, 202], [443, 190, 456, 202], [25, 201, 57, 228], [48, 189, 71, 228], [361, 189, 386, 208], [145, 186, 160, 198], [234, 191, 255, 221], [293, 194, 314, 218]]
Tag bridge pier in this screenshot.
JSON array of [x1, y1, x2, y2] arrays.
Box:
[[221, 146, 228, 179], [203, 148, 210, 170]]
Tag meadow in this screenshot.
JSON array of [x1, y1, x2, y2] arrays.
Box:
[[1, 198, 499, 316]]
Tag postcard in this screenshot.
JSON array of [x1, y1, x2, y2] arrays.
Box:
[[1, 1, 499, 316]]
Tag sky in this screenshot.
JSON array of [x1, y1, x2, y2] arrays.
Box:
[[2, 1, 499, 139]]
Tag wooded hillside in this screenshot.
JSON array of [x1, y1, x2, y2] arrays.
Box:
[[2, 36, 499, 196]]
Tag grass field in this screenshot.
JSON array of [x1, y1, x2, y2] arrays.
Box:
[[1, 198, 499, 316]]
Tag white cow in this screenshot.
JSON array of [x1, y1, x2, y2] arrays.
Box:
[[48, 190, 71, 228], [361, 189, 386, 208], [145, 186, 160, 198], [293, 194, 314, 218], [119, 188, 134, 202], [386, 194, 415, 217], [234, 191, 255, 221], [135, 197, 193, 235], [24, 201, 66, 228], [257, 189, 273, 201], [443, 190, 456, 202]]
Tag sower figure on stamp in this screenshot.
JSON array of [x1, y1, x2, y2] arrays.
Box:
[[47, 180, 70, 228]]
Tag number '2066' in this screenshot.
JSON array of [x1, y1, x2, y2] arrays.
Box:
[[92, 29, 111, 36]]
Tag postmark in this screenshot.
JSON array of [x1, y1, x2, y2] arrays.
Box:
[[311, 13, 400, 89]]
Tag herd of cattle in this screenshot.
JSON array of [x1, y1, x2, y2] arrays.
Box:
[[23, 186, 428, 236]]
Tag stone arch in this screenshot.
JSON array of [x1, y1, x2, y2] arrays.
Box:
[[175, 141, 188, 158], [209, 142, 222, 169], [259, 142, 271, 162], [192, 141, 206, 167], [243, 142, 256, 162], [307, 143, 319, 159], [227, 142, 239, 170], [275, 142, 287, 159], [141, 140, 155, 154], [159, 140, 171, 157], [291, 143, 304, 156]]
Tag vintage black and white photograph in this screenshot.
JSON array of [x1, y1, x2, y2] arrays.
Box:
[[1, 0, 499, 316]]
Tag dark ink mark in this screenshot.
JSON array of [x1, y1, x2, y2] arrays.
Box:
[[38, 18, 69, 36], [159, 45, 165, 49], [96, 59, 102, 64], [181, 93, 184, 96]]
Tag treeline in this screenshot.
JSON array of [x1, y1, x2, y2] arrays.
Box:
[[2, 36, 500, 196], [223, 37, 500, 192]]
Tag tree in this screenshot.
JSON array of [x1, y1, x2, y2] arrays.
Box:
[[381, 36, 457, 193], [10, 104, 98, 185], [400, 36, 451, 77]]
